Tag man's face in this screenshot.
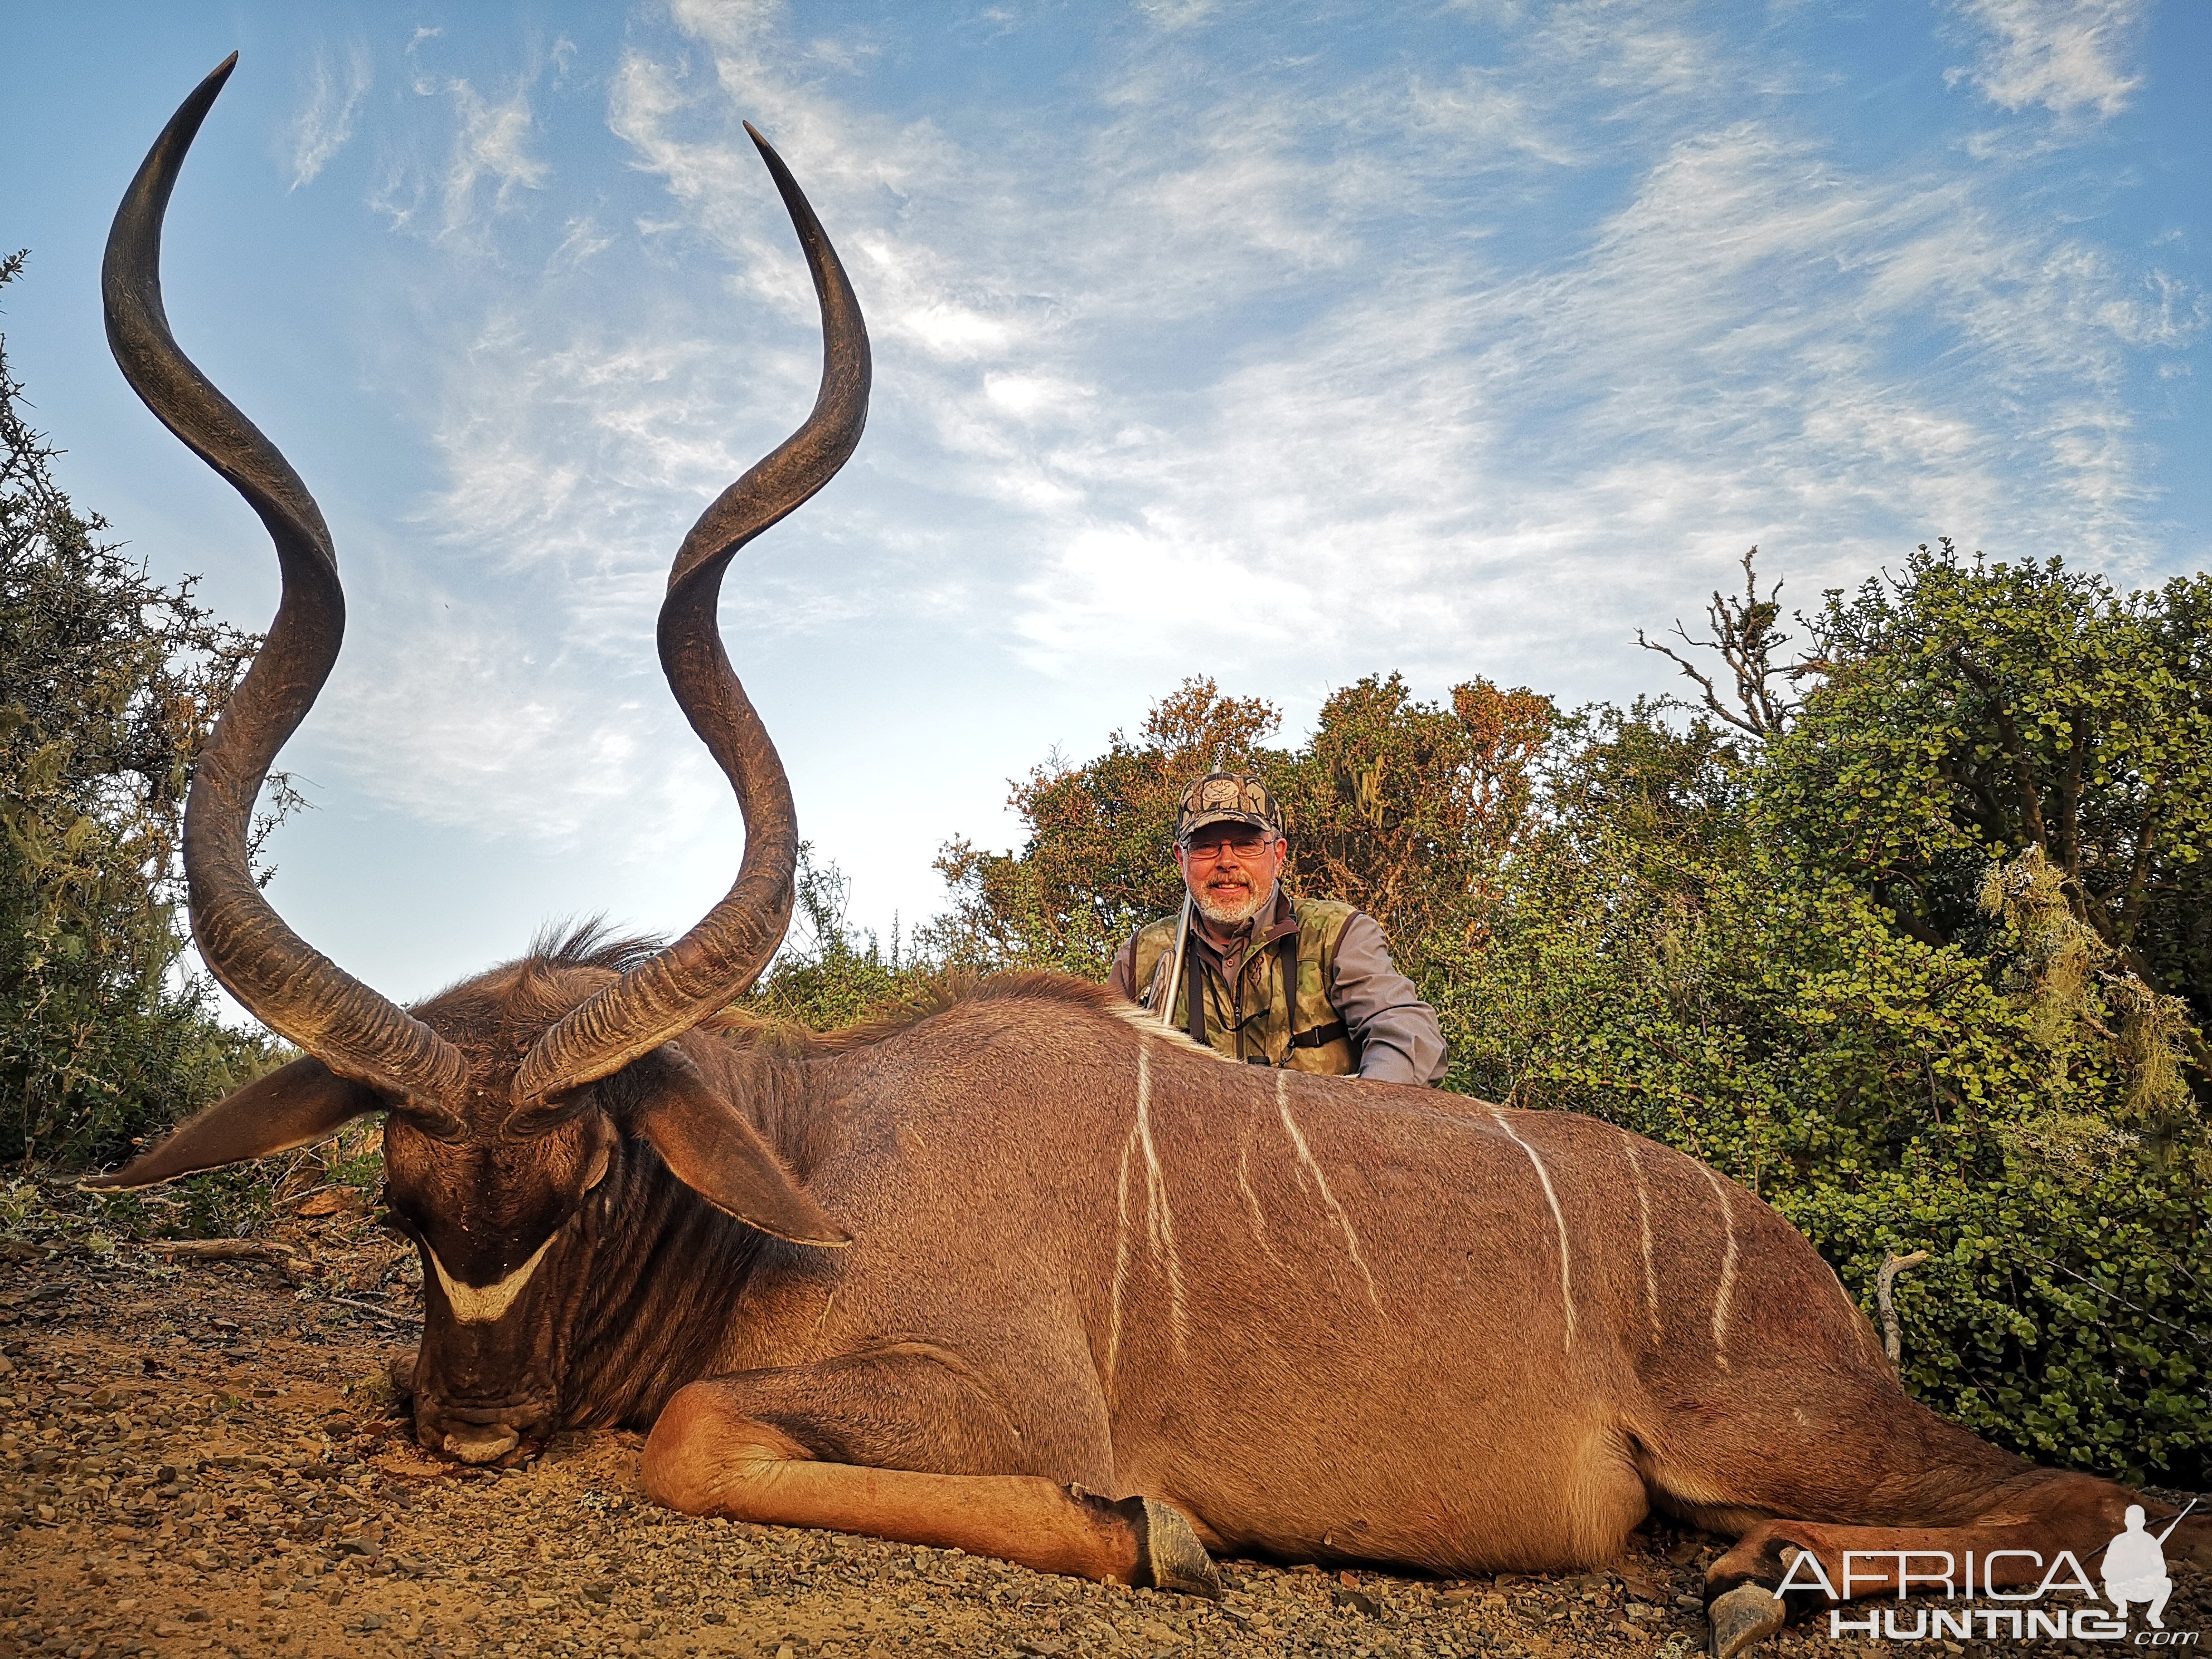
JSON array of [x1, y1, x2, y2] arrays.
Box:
[[1177, 823, 1288, 928]]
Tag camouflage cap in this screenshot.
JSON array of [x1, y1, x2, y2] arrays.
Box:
[[1175, 772, 1283, 842]]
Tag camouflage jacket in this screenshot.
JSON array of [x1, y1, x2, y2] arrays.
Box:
[[1108, 889, 1448, 1085]]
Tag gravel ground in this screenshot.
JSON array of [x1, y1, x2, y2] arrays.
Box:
[[2, 1216, 2204, 1659]]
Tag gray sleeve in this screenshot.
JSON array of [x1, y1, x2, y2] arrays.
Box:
[[1328, 913, 1449, 1086]]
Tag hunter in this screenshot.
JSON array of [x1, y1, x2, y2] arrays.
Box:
[[1109, 773, 1448, 1085]]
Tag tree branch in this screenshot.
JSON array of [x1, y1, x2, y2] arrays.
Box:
[[1639, 547, 1806, 741], [1947, 646, 2049, 852]]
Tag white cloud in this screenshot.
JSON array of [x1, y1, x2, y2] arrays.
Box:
[[323, 614, 647, 845], [287, 37, 372, 190], [345, 0, 2198, 870], [550, 215, 615, 268], [1943, 0, 2146, 123], [366, 29, 556, 241], [439, 77, 551, 239]]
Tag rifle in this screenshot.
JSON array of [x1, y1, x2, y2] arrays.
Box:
[[1157, 747, 1228, 1034], [2154, 1497, 2198, 1546]]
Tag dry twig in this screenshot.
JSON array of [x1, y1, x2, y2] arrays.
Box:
[[1877, 1249, 1929, 1367], [144, 1239, 298, 1264]]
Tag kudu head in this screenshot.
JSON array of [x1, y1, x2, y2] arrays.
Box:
[[85, 56, 867, 1463]]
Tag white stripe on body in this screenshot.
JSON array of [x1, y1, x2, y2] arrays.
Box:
[[1619, 1133, 1663, 1345], [1236, 1127, 1285, 1268], [1277, 1071, 1384, 1319], [1489, 1107, 1575, 1352], [1700, 1164, 1740, 1370], [1106, 1114, 1137, 1393], [1134, 1039, 1192, 1361]]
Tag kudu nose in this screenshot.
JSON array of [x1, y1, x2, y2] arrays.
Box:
[[413, 1386, 549, 1467], [442, 1422, 521, 1465]]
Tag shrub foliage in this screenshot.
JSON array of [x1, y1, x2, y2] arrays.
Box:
[[0, 254, 277, 1165]]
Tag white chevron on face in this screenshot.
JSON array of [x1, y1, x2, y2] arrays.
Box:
[[426, 1232, 557, 1325]]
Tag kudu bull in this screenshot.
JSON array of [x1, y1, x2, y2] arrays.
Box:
[[93, 60, 2205, 1657]]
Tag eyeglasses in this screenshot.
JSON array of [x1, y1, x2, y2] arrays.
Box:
[[1182, 831, 1277, 860]]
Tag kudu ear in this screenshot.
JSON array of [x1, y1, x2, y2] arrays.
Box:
[[81, 1056, 383, 1190], [633, 1045, 848, 1248]]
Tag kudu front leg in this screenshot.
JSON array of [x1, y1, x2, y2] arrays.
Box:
[[640, 1355, 1220, 1596]]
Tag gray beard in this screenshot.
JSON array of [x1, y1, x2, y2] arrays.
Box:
[[1193, 880, 1275, 929]]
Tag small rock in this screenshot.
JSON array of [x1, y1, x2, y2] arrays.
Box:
[[358, 1613, 386, 1631], [1330, 1586, 1382, 1617]]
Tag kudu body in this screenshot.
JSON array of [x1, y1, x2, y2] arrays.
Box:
[[95, 61, 2206, 1659]]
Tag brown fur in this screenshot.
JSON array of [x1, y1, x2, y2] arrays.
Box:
[[702, 969, 1186, 1059]]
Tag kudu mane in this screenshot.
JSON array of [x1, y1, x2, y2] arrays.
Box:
[[701, 970, 1204, 1059], [427, 916, 1206, 1077]]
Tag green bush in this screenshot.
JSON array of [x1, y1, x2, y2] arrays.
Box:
[[1442, 823, 2207, 1485], [0, 253, 280, 1166], [740, 846, 939, 1032]]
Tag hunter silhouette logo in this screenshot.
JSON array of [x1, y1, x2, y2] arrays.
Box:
[[2104, 1501, 2192, 1631]]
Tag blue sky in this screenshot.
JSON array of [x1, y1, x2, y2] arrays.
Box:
[[4, 1, 2207, 1012]]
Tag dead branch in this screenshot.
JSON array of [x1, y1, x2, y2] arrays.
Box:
[[145, 1238, 298, 1263], [1638, 546, 1810, 740], [321, 1293, 421, 1326], [1877, 1249, 1929, 1367]]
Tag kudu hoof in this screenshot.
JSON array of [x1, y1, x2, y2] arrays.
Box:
[[1705, 1583, 1788, 1658], [1117, 1496, 1223, 1598]]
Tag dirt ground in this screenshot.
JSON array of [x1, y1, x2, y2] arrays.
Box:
[[3, 1200, 2204, 1659]]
